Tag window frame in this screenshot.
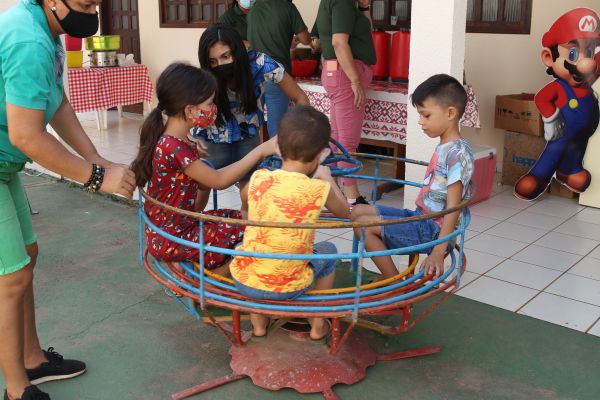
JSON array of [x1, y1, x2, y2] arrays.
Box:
[[159, 0, 229, 28], [372, 0, 533, 35]]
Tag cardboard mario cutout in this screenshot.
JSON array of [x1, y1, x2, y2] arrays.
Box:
[[514, 8, 600, 201]]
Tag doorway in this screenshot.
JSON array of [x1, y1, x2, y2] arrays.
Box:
[[100, 0, 143, 113]]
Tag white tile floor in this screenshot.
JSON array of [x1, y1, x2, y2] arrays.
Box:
[[27, 110, 600, 337]]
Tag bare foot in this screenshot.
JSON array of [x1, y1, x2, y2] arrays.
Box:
[[250, 313, 270, 337], [309, 318, 330, 340]]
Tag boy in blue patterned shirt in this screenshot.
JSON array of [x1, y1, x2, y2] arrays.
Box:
[[351, 74, 474, 279]]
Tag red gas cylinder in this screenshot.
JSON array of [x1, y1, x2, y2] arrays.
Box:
[[64, 35, 82, 51], [390, 30, 410, 82], [371, 30, 390, 81]]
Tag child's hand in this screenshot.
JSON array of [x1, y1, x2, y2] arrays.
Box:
[[312, 165, 332, 180], [420, 249, 445, 278], [195, 140, 209, 158], [259, 136, 279, 158]]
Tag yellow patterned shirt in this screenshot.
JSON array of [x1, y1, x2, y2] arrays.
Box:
[[230, 169, 330, 292]]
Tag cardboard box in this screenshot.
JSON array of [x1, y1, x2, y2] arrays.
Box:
[[495, 94, 544, 136], [549, 179, 578, 199], [501, 131, 547, 186]]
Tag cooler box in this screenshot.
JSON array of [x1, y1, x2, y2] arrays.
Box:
[[471, 144, 497, 204]]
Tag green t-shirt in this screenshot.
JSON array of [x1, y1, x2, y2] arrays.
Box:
[[312, 0, 376, 66], [0, 0, 64, 164], [247, 0, 307, 73], [219, 4, 248, 41]]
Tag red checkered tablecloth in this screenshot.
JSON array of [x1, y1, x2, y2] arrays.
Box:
[[67, 65, 153, 113], [296, 78, 480, 145]]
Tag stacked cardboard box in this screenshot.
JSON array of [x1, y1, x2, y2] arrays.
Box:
[[495, 94, 576, 198]]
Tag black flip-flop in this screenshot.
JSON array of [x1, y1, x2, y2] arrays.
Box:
[[310, 319, 332, 345], [251, 317, 289, 341]]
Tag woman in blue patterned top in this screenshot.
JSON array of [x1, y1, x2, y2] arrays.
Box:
[[195, 24, 309, 216]]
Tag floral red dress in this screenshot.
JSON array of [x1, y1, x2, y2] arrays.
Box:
[[144, 135, 244, 269]]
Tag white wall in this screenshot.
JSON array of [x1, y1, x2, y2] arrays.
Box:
[[462, 0, 600, 168], [138, 2, 205, 103], [7, 0, 599, 169]]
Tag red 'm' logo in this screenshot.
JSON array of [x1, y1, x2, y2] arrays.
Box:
[[579, 16, 598, 32]]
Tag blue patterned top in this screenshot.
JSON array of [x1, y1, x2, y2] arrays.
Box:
[[192, 50, 285, 144], [415, 138, 474, 226]]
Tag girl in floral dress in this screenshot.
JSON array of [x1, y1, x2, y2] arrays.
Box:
[[131, 62, 276, 275]]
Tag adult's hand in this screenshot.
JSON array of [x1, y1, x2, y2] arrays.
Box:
[[351, 80, 365, 109], [100, 164, 136, 199], [87, 153, 119, 169]]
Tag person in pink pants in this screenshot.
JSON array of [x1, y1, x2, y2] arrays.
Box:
[[313, 0, 376, 205]]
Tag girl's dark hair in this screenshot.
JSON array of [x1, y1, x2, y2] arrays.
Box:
[[198, 24, 256, 126], [278, 106, 331, 162], [131, 62, 216, 188]]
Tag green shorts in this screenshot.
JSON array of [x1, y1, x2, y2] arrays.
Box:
[[0, 162, 37, 275]]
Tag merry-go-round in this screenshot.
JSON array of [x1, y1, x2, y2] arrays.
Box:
[[138, 142, 471, 400]]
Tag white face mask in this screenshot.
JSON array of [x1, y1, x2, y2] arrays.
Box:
[[238, 0, 256, 10]]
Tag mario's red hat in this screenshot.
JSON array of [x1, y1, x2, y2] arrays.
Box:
[[542, 8, 600, 48]]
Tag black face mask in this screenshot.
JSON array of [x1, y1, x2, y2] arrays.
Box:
[[212, 63, 235, 81], [51, 0, 99, 39]]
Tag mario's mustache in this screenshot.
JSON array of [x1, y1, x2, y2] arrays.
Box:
[[564, 60, 592, 82]]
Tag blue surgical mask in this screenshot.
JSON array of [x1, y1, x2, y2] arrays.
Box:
[[238, 0, 256, 10]]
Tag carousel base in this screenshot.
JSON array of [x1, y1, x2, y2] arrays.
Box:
[[172, 327, 440, 400]]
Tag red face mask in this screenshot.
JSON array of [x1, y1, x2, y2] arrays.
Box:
[[191, 103, 217, 129]]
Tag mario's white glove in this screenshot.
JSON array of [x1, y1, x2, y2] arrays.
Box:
[[542, 108, 566, 141]]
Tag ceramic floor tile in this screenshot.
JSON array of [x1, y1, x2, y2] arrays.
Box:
[[468, 214, 501, 232], [480, 192, 534, 210], [573, 207, 600, 226], [315, 230, 335, 244], [519, 292, 600, 332], [485, 259, 562, 290], [491, 183, 512, 195], [545, 273, 600, 306], [589, 319, 600, 336], [484, 222, 547, 244], [465, 230, 480, 240], [511, 245, 582, 272], [526, 199, 584, 219], [568, 257, 600, 281], [554, 219, 600, 241], [327, 236, 355, 260], [455, 276, 538, 312], [469, 202, 521, 220], [505, 210, 567, 231], [454, 270, 480, 289], [465, 233, 528, 258], [534, 232, 599, 256], [462, 249, 505, 275], [320, 227, 353, 238], [588, 245, 600, 260]]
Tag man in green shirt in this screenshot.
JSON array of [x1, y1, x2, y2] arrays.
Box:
[[218, 0, 255, 46], [247, 0, 311, 137]]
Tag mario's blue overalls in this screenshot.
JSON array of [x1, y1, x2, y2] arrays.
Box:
[[530, 78, 599, 183]]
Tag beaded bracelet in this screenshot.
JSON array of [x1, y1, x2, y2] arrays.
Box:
[[83, 163, 105, 193]]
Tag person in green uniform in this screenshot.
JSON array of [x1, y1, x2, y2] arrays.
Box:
[[0, 1, 135, 399], [247, 0, 311, 137], [313, 0, 376, 206], [218, 0, 256, 47]]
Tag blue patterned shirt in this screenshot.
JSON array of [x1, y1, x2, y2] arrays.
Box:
[[192, 50, 285, 144]]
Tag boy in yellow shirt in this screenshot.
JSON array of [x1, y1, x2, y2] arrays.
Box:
[[229, 105, 349, 341]]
